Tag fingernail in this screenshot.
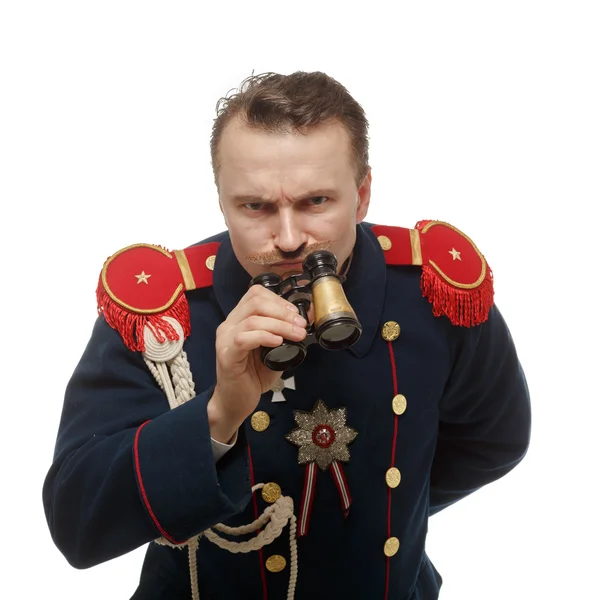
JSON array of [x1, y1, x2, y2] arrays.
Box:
[[294, 316, 307, 327], [287, 304, 299, 312]]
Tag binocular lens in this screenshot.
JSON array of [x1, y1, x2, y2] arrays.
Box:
[[261, 342, 307, 371], [316, 319, 362, 350]]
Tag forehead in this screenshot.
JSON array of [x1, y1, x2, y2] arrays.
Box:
[[217, 117, 354, 197]]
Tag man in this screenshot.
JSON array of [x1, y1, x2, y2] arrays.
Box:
[[43, 71, 531, 599]]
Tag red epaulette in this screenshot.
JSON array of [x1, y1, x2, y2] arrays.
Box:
[[96, 241, 220, 351], [371, 220, 494, 327]]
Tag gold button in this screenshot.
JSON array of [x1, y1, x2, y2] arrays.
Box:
[[381, 321, 400, 341], [384, 537, 400, 557], [205, 255, 216, 270], [378, 235, 392, 251], [261, 482, 282, 504], [251, 411, 270, 432], [392, 394, 407, 415], [386, 467, 402, 488], [265, 555, 286, 573]]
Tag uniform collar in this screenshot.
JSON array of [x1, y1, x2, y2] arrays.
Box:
[[343, 222, 386, 358], [212, 236, 252, 317], [212, 222, 386, 360]]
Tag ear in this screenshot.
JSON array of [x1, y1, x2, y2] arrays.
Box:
[[355, 169, 372, 223]]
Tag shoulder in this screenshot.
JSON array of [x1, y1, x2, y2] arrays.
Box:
[[366, 220, 494, 327], [95, 231, 228, 352]]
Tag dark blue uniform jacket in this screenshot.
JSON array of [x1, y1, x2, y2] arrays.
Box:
[[43, 222, 531, 599]]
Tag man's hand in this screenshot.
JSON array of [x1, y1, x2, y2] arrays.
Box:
[[207, 284, 307, 442]]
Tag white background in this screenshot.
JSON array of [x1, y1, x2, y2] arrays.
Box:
[[1, 1, 598, 598]]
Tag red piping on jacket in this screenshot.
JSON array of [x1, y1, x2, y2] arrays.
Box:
[[384, 342, 400, 600], [134, 421, 184, 545], [248, 442, 269, 600]]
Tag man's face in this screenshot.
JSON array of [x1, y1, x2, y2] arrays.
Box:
[[216, 117, 371, 279]]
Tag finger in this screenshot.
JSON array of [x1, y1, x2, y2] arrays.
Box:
[[233, 331, 285, 354], [216, 331, 282, 368], [240, 315, 307, 340], [218, 318, 306, 365], [227, 287, 306, 329], [244, 284, 299, 312]]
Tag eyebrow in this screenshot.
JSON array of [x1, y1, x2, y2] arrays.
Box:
[[231, 189, 338, 203]]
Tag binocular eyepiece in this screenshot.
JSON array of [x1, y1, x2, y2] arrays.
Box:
[[249, 250, 362, 371]]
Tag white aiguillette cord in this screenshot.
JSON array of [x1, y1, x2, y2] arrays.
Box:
[[142, 318, 299, 600]]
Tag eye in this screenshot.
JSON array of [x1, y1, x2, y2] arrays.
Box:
[[243, 202, 265, 212], [308, 196, 328, 206]]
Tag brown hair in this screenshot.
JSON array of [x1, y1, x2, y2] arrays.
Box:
[[210, 71, 370, 188]]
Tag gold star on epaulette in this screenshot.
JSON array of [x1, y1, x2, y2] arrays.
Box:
[[135, 271, 151, 284]]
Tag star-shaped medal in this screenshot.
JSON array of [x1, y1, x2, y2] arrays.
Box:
[[286, 399, 358, 471], [285, 399, 358, 536]]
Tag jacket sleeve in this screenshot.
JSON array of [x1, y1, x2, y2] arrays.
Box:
[[42, 316, 252, 569], [428, 304, 531, 516]]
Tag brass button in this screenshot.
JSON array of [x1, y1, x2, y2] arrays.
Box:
[[384, 537, 400, 557], [251, 411, 270, 432], [261, 482, 282, 504], [265, 555, 287, 573], [392, 394, 407, 415], [381, 321, 400, 341], [205, 255, 216, 270], [386, 467, 402, 488], [378, 235, 392, 251]]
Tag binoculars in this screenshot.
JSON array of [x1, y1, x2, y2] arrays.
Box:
[[249, 250, 362, 371]]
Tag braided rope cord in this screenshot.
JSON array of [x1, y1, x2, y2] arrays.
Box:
[[143, 337, 298, 600]]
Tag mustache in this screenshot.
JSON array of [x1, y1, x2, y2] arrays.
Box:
[[246, 241, 333, 265]]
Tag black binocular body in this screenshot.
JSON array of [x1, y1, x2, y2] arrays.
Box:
[[249, 250, 362, 371]]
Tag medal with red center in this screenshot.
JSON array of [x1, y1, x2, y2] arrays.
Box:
[[285, 399, 358, 537]]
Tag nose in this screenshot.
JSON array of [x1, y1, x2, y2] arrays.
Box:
[[273, 208, 307, 254]]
